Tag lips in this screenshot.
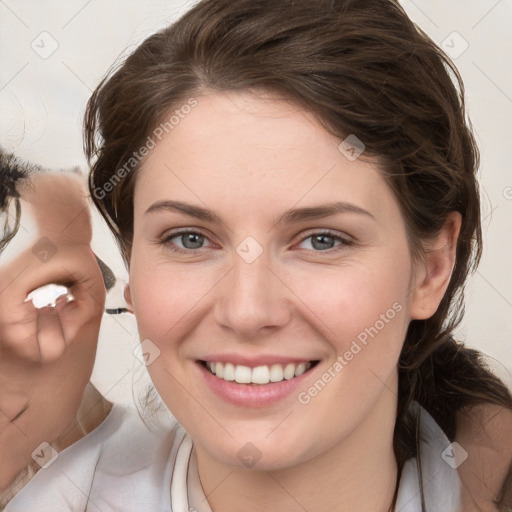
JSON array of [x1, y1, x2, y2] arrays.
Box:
[[203, 360, 315, 384], [195, 354, 320, 407]]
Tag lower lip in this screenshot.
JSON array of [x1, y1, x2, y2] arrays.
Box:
[[197, 362, 315, 408]]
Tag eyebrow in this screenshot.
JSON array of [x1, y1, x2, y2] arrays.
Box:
[[276, 202, 375, 224], [145, 200, 222, 223], [144, 200, 375, 224]]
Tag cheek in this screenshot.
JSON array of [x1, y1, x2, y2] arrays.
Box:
[[290, 256, 411, 336], [129, 260, 216, 343], [285, 254, 412, 390], [288, 261, 411, 444]]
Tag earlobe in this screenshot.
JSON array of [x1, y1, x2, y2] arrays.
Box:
[[124, 283, 134, 314], [410, 212, 461, 320]]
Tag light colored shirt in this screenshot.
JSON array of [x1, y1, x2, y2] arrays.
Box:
[[6, 402, 461, 511]]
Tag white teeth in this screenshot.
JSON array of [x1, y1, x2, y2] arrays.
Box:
[[234, 365, 252, 384], [295, 362, 306, 377], [223, 362, 235, 381], [269, 364, 283, 382], [283, 363, 296, 380], [252, 366, 270, 384], [205, 361, 313, 384]]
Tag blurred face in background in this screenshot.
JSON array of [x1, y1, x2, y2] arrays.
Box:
[[0, 171, 105, 489]]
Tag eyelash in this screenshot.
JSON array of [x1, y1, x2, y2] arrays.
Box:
[[158, 228, 353, 254]]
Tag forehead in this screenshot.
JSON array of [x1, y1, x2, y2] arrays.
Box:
[[134, 91, 401, 224]]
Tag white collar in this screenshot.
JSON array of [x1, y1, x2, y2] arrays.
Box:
[[395, 403, 461, 511]]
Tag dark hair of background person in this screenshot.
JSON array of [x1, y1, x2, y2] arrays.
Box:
[[84, 0, 512, 508], [0, 149, 32, 254]]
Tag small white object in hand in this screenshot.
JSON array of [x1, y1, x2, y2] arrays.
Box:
[[25, 284, 74, 309]]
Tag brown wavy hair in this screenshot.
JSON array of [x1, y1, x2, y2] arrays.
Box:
[[84, 0, 512, 508]]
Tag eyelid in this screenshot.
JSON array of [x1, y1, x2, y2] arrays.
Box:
[[299, 228, 353, 241]]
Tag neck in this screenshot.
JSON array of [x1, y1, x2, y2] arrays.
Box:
[[196, 384, 398, 512]]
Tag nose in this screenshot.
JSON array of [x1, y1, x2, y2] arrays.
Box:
[[214, 253, 292, 340]]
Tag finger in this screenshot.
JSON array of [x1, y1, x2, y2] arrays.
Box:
[[1, 246, 105, 359], [0, 301, 41, 362], [57, 261, 106, 344], [36, 306, 66, 363]]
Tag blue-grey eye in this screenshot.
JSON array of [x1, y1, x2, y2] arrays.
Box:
[[161, 230, 214, 251], [299, 233, 343, 251], [177, 232, 205, 249]]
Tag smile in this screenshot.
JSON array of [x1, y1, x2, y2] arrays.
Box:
[[202, 360, 318, 385]]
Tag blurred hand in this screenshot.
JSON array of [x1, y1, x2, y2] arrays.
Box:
[[0, 172, 106, 493]]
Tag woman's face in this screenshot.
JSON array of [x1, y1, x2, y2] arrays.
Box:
[[127, 91, 423, 471]]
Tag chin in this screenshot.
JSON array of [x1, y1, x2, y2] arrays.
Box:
[[195, 429, 314, 472]]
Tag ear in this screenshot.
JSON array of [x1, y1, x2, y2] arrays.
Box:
[[410, 212, 461, 320], [124, 283, 134, 314]]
